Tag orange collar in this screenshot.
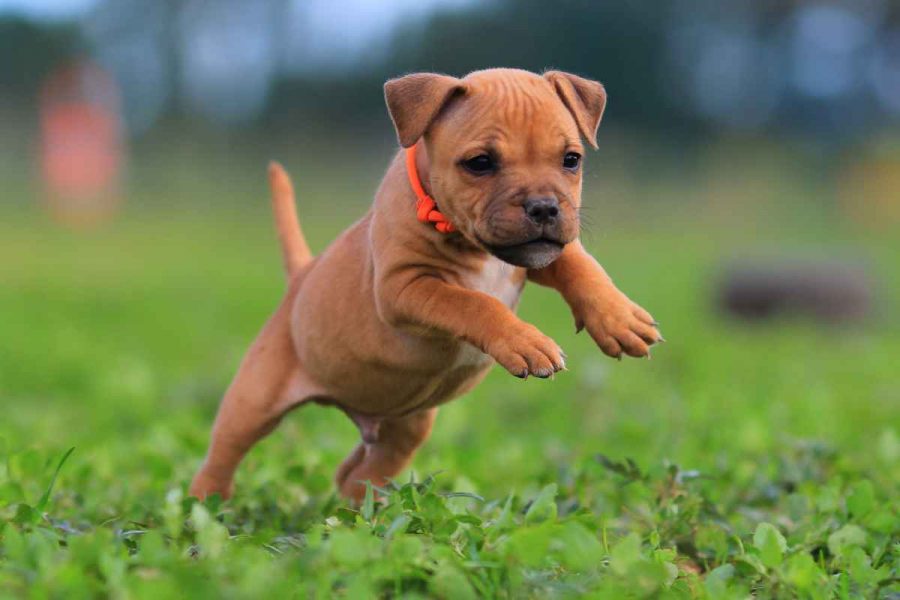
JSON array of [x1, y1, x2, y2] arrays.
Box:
[[405, 144, 455, 233]]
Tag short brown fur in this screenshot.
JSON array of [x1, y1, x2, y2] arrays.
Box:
[[191, 68, 660, 503]]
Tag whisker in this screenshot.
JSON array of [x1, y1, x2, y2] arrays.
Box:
[[577, 206, 601, 243]]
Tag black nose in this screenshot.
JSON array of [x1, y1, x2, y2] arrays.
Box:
[[523, 197, 560, 225]]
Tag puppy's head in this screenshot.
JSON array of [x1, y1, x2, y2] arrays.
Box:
[[385, 68, 606, 269]]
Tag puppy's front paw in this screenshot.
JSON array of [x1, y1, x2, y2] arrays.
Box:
[[488, 323, 565, 378], [576, 293, 662, 359]]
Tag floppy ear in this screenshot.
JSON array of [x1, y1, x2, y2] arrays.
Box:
[[544, 71, 607, 149], [384, 73, 465, 148]]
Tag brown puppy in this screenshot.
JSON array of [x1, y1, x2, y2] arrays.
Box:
[[190, 68, 661, 503]]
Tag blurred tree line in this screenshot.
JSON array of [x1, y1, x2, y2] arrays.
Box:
[[272, 0, 690, 134], [0, 17, 79, 108], [1, 0, 898, 142]]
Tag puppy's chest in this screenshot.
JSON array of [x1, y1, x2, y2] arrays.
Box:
[[460, 259, 525, 309], [444, 259, 524, 371]]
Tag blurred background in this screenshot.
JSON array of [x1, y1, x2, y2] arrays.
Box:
[[2, 0, 900, 213], [0, 0, 897, 495], [2, 0, 900, 225]]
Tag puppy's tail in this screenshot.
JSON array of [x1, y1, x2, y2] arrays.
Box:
[[268, 161, 313, 278]]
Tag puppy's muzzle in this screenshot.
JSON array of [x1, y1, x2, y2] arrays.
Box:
[[483, 196, 564, 269]]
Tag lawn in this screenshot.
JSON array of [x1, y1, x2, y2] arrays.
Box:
[[0, 146, 897, 598]]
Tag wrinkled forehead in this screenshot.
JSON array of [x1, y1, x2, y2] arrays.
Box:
[[435, 72, 581, 152]]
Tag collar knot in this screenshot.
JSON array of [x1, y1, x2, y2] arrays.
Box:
[[405, 145, 455, 234]]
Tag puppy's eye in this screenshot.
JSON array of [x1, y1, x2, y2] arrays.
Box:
[[461, 154, 495, 175], [563, 152, 581, 171]]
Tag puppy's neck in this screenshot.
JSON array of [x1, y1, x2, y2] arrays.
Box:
[[407, 144, 482, 256], [414, 141, 431, 191]]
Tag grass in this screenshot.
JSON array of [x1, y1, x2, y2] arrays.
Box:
[[0, 146, 898, 598]]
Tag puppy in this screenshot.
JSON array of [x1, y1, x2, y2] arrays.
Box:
[[190, 68, 661, 503]]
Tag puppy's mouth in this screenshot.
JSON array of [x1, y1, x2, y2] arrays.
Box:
[[484, 238, 565, 269]]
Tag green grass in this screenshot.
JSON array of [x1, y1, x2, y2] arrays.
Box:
[[0, 150, 898, 598]]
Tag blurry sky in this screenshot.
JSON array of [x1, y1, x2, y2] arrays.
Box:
[[0, 0, 473, 28], [0, 0, 97, 20], [299, 0, 476, 68]]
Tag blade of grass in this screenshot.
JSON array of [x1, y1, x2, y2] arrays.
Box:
[[35, 447, 75, 512]]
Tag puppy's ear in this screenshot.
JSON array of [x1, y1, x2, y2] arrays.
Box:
[[544, 71, 607, 149], [384, 73, 464, 148]]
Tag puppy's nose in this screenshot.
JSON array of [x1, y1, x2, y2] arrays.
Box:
[[523, 197, 560, 225]]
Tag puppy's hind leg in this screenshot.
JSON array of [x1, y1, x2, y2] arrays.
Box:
[[190, 292, 319, 500], [336, 408, 437, 503]]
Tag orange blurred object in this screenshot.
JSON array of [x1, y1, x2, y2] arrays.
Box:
[[39, 60, 125, 226]]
